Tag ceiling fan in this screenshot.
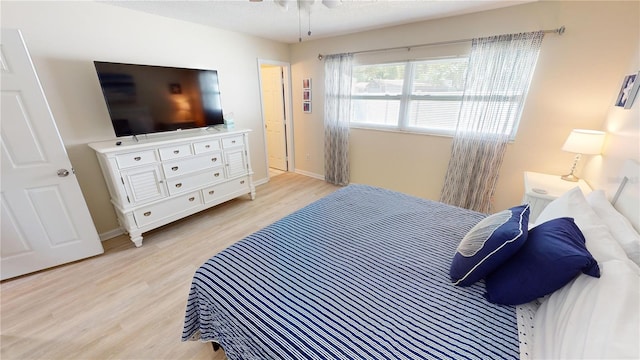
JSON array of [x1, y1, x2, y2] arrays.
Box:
[[250, 0, 343, 41]]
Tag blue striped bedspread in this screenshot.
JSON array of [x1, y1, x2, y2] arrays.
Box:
[[182, 184, 520, 359]]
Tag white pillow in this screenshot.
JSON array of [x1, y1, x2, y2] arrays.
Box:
[[580, 224, 629, 263], [532, 259, 640, 359], [586, 190, 640, 267], [535, 187, 602, 230]]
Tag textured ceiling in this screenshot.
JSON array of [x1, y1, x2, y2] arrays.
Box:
[[102, 0, 535, 44]]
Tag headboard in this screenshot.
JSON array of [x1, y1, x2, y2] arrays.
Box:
[[611, 159, 640, 232]]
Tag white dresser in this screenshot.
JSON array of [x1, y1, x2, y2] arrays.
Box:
[[89, 128, 255, 247], [523, 171, 592, 224]]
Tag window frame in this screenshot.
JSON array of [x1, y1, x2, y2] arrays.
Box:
[[349, 57, 470, 138]]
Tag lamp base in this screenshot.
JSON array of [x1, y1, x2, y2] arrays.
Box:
[[561, 153, 582, 182], [561, 173, 579, 182]]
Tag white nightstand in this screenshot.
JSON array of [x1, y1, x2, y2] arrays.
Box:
[[523, 171, 592, 224]]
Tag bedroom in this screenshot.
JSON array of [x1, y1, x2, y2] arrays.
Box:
[[1, 0, 639, 359]]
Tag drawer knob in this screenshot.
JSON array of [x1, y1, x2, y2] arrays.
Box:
[[134, 156, 141, 161], [143, 211, 151, 217], [173, 150, 180, 154], [240, 180, 245, 184], [208, 190, 215, 195], [212, 157, 217, 162], [205, 145, 210, 149], [214, 173, 220, 177], [188, 197, 195, 202], [175, 183, 182, 188], [171, 166, 179, 171], [231, 140, 236, 144]]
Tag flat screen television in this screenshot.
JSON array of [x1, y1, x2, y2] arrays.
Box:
[[94, 61, 225, 137]]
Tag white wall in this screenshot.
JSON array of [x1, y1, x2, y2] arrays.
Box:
[[289, 1, 639, 212], [2, 1, 637, 237], [583, 42, 640, 196], [1, 1, 289, 235]]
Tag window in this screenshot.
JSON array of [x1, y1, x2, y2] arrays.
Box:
[[351, 58, 468, 136]]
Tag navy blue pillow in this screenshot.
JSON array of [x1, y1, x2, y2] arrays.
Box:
[[450, 204, 530, 287], [485, 217, 600, 305]]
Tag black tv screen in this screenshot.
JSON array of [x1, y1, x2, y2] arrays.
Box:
[[94, 61, 224, 137]]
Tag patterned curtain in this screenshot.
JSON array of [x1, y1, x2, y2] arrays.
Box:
[[440, 31, 544, 213], [324, 53, 353, 186]]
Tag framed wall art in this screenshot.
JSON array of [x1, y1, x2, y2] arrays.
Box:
[[303, 78, 312, 113], [615, 71, 640, 109]]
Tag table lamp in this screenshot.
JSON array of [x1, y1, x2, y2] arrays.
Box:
[[560, 129, 605, 182]]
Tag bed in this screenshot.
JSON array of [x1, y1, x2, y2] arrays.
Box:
[[183, 185, 521, 359], [183, 161, 639, 359]]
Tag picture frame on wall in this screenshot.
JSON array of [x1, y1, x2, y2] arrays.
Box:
[[615, 71, 640, 109], [302, 78, 312, 113]]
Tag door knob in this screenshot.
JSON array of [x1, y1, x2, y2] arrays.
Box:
[[57, 169, 70, 177]]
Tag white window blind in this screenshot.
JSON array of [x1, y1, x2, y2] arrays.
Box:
[[406, 58, 467, 132], [350, 58, 468, 135], [351, 62, 404, 128]]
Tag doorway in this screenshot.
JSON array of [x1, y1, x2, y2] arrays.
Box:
[[258, 60, 293, 179]]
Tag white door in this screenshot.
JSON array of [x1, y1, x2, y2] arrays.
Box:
[[1, 29, 104, 281], [261, 65, 287, 171]]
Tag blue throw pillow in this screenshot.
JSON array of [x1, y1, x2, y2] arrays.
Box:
[[450, 204, 530, 287], [485, 217, 600, 305]]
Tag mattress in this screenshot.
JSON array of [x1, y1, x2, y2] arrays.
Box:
[[183, 184, 520, 359]]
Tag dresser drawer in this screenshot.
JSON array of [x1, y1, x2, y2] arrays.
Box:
[[222, 136, 244, 149], [162, 153, 222, 179], [115, 150, 158, 169], [158, 144, 192, 160], [193, 139, 221, 154], [133, 191, 202, 227], [166, 169, 225, 196], [203, 177, 250, 204]]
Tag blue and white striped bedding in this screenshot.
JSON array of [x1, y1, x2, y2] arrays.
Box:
[[182, 184, 520, 359]]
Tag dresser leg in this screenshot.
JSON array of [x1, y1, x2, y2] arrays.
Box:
[[129, 232, 143, 247]]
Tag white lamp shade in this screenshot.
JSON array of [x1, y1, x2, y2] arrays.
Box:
[[561, 129, 606, 155]]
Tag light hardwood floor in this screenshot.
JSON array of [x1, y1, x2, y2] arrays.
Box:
[[0, 173, 338, 360]]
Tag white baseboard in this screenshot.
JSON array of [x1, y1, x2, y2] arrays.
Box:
[[294, 169, 325, 181], [253, 177, 269, 186], [99, 227, 125, 241]]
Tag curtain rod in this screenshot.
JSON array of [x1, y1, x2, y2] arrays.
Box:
[[317, 26, 565, 60]]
